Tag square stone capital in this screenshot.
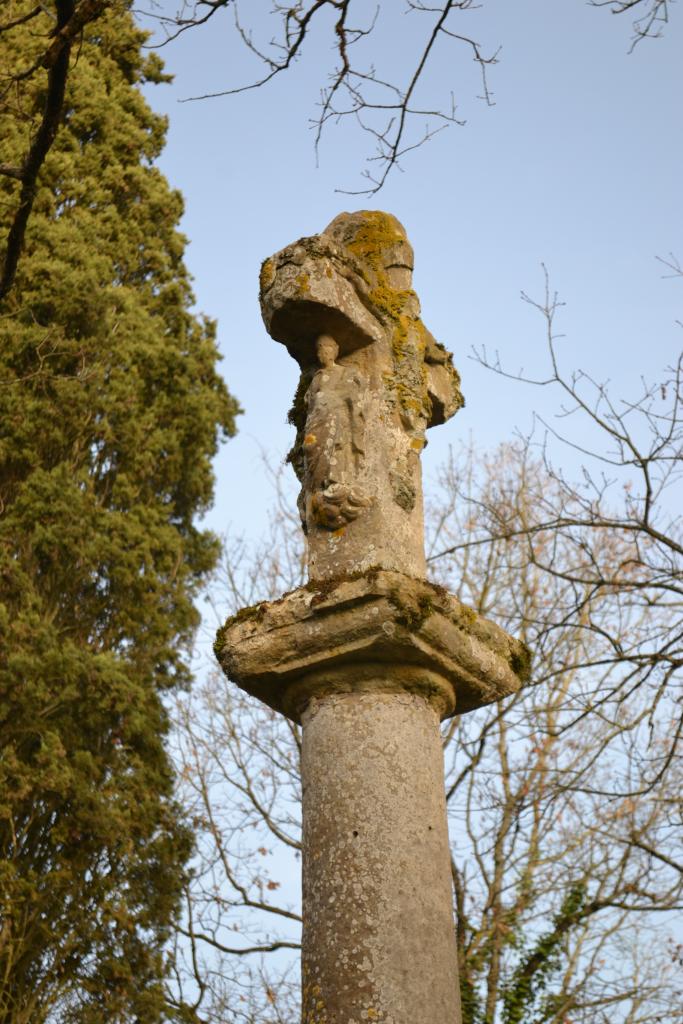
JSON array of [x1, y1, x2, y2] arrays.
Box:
[[214, 570, 531, 722]]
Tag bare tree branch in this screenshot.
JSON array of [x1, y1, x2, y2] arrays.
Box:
[[590, 0, 672, 50], [145, 0, 498, 196]]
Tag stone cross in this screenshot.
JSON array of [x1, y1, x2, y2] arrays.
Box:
[[215, 212, 530, 1023]]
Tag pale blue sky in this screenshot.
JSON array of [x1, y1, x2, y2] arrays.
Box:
[[139, 1, 682, 541]]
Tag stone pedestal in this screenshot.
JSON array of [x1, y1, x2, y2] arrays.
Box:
[[301, 692, 461, 1024]]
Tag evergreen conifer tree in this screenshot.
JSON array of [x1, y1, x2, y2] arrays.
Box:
[[0, 4, 239, 1020]]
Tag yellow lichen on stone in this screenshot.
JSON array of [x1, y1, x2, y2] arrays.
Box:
[[342, 209, 407, 272], [328, 211, 434, 428], [296, 271, 310, 294], [259, 257, 275, 294], [368, 284, 411, 323]]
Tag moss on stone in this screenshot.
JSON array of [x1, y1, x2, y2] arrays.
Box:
[[510, 642, 532, 682], [452, 602, 477, 628], [388, 588, 436, 630], [214, 601, 267, 658], [286, 367, 315, 482], [306, 565, 382, 606]]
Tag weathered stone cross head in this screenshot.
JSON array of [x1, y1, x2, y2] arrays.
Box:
[[260, 209, 464, 580], [215, 212, 530, 1024]]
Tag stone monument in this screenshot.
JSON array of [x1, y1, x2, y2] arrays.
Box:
[[215, 211, 531, 1023]]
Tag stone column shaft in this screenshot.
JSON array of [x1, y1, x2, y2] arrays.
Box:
[[301, 692, 461, 1024]]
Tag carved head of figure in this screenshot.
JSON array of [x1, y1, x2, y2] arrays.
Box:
[[316, 334, 339, 369]]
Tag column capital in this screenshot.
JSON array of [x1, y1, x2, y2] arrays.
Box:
[[214, 569, 531, 723]]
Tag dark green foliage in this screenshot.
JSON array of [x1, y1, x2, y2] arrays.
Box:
[[456, 879, 591, 1024], [0, 3, 239, 1020], [459, 970, 486, 1024]]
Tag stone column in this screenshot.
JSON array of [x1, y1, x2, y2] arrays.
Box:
[[215, 211, 531, 1023], [301, 692, 461, 1023]]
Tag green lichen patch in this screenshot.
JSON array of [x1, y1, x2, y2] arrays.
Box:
[[389, 469, 416, 512]]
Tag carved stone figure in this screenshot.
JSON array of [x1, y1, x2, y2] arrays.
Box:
[[260, 210, 465, 579], [302, 334, 371, 530]]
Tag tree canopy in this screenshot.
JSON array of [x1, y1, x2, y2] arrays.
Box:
[[0, 4, 239, 1020]]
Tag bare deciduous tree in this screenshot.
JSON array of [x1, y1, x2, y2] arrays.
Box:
[[429, 445, 682, 1024], [168, 450, 682, 1022], [150, 0, 498, 196], [467, 262, 683, 800]]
